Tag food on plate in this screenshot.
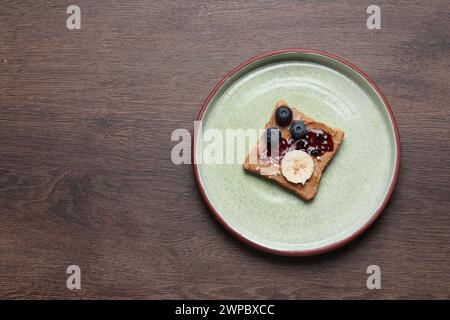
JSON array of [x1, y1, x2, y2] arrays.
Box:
[[243, 100, 345, 200]]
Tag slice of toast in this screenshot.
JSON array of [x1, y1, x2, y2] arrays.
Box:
[[243, 100, 344, 200]]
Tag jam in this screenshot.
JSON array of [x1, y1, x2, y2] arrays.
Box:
[[295, 128, 334, 156], [261, 128, 333, 160]]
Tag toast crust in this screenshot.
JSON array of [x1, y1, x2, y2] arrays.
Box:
[[243, 100, 344, 200]]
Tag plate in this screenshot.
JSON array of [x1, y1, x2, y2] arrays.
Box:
[[193, 49, 400, 256]]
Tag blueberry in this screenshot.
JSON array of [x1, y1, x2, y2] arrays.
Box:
[[266, 127, 280, 153], [290, 120, 308, 140], [275, 106, 293, 127]]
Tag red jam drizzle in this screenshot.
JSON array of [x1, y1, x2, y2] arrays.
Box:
[[295, 128, 334, 156], [260, 128, 334, 161]]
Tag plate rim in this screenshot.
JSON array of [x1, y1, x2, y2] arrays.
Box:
[[192, 48, 401, 256]]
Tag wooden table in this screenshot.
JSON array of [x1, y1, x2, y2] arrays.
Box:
[[0, 0, 449, 299]]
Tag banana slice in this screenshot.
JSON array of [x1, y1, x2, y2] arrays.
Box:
[[281, 150, 314, 184]]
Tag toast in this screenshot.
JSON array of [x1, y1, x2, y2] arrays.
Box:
[[243, 100, 344, 200]]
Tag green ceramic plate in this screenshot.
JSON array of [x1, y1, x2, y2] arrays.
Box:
[[193, 49, 400, 256]]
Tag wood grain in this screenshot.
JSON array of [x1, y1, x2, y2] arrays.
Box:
[[0, 0, 449, 299]]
